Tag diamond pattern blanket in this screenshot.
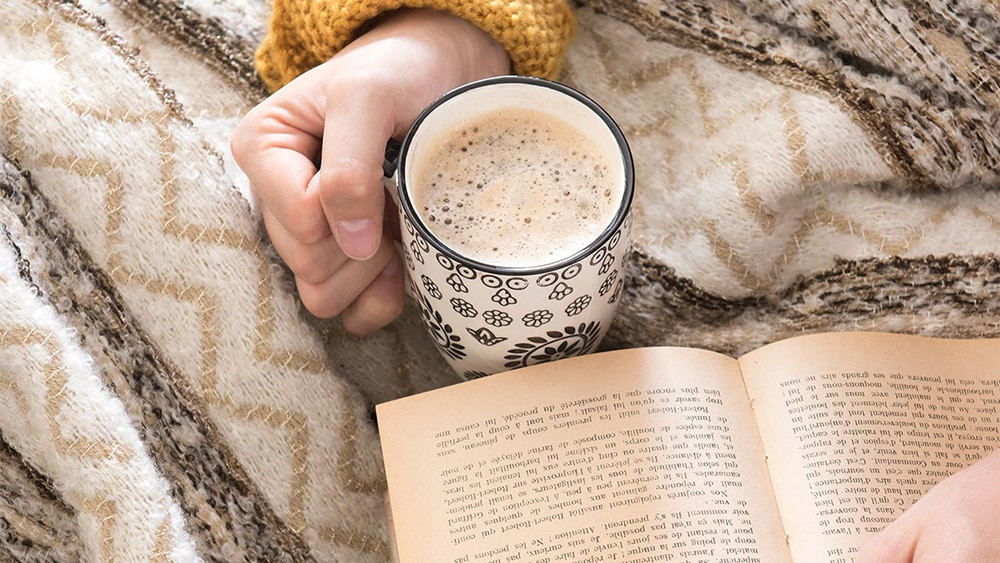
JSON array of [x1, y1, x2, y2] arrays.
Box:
[[1, 0, 998, 560]]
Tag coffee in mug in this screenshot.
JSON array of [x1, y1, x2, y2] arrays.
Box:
[[409, 108, 624, 268]]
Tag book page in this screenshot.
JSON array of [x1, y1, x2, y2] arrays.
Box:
[[740, 333, 1000, 563], [378, 348, 791, 563]]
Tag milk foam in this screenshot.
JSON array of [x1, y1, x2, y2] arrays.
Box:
[[410, 108, 622, 267]]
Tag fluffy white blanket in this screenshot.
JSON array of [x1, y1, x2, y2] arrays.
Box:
[[1, 0, 997, 560]]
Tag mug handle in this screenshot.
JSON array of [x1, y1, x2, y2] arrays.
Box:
[[382, 138, 403, 208], [383, 138, 413, 297]]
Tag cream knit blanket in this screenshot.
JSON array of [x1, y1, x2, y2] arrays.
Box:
[[1, 0, 998, 560]]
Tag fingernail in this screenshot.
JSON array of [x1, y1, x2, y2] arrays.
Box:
[[335, 218, 379, 259]]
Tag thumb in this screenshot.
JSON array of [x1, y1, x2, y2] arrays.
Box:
[[319, 79, 396, 260]]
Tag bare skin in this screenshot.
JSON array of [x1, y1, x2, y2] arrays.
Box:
[[230, 9, 509, 334]]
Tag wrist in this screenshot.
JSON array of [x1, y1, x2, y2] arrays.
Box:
[[360, 8, 512, 79]]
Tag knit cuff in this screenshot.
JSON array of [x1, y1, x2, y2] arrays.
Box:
[[256, 0, 576, 92]]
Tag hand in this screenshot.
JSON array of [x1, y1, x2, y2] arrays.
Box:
[[856, 448, 1000, 562], [231, 9, 510, 334]]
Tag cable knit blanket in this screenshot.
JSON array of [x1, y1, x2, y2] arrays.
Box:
[[1, 0, 998, 560]]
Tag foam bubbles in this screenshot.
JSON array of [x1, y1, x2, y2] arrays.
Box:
[[411, 108, 622, 267]]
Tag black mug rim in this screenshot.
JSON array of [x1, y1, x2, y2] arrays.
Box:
[[395, 75, 635, 276]]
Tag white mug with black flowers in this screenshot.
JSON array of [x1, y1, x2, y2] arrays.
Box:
[[384, 76, 634, 379]]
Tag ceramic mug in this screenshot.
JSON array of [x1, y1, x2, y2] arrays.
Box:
[[384, 76, 634, 379]]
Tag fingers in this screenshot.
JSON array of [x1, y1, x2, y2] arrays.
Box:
[[266, 208, 404, 332], [340, 251, 405, 335], [856, 520, 918, 563], [295, 237, 396, 319], [262, 210, 348, 285], [319, 74, 395, 260], [231, 107, 329, 244]]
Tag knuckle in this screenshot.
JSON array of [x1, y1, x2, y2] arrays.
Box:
[[295, 266, 332, 286], [284, 215, 329, 245], [374, 289, 406, 324], [229, 107, 267, 164], [229, 123, 251, 164], [281, 247, 325, 283], [327, 68, 387, 97], [319, 161, 380, 205], [346, 288, 404, 335], [278, 193, 329, 244], [278, 246, 307, 274], [384, 295, 406, 323], [296, 280, 348, 319], [339, 314, 367, 336]]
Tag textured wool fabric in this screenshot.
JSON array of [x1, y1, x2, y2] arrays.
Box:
[[255, 0, 576, 90], [3, 0, 1000, 560], [0, 427, 82, 561], [2, 159, 320, 560], [0, 215, 199, 560], [1, 0, 390, 560], [559, 8, 1000, 298], [579, 0, 1000, 191]]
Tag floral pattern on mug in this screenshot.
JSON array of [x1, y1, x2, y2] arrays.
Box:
[[466, 327, 507, 346], [503, 322, 602, 369], [522, 309, 553, 328], [599, 269, 618, 296], [404, 247, 415, 271], [589, 247, 606, 266], [421, 275, 442, 299], [436, 253, 455, 271], [409, 240, 424, 264], [548, 282, 573, 300], [417, 294, 466, 361], [608, 279, 624, 304], [446, 273, 469, 293], [450, 297, 478, 318], [483, 310, 513, 327], [599, 253, 615, 275], [491, 288, 517, 307], [404, 220, 630, 376], [565, 295, 591, 316]]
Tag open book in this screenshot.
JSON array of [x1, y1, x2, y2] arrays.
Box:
[[376, 333, 1000, 562]]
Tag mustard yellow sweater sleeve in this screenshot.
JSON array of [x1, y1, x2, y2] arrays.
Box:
[[256, 0, 575, 91]]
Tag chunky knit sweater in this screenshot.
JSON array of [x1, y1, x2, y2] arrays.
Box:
[[256, 0, 575, 91]]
